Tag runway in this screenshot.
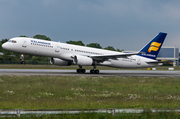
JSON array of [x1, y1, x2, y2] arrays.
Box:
[[0, 69, 180, 77]]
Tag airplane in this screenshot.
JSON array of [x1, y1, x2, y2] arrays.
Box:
[[2, 32, 167, 74]]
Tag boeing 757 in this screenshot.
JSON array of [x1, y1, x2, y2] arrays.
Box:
[[2, 32, 167, 74]]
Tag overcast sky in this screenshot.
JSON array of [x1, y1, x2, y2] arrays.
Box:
[[0, 0, 180, 51]]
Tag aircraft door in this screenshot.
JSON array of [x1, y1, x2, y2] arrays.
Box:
[[22, 40, 27, 48], [55, 43, 60, 52], [137, 59, 141, 65]]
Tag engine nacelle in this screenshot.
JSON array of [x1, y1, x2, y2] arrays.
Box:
[[50, 58, 71, 66], [73, 55, 93, 66]]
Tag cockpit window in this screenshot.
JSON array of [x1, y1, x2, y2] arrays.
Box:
[[8, 40, 17, 43], [12, 40, 16, 43]]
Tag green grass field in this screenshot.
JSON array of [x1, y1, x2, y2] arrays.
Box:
[[1, 112, 180, 119], [0, 76, 180, 109], [0, 64, 180, 118]]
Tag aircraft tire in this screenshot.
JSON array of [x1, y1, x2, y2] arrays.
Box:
[[95, 70, 99, 74], [90, 70, 99, 74], [77, 69, 81, 73], [90, 70, 94, 74], [81, 69, 86, 73], [77, 69, 86, 73]]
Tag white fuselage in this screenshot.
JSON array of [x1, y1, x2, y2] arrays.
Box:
[[2, 37, 160, 68]]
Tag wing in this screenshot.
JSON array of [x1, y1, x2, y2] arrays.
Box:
[[146, 60, 173, 64], [90, 52, 140, 61]]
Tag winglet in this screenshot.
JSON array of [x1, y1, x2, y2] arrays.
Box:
[[138, 32, 167, 60]]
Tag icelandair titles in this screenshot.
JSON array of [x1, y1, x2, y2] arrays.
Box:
[[31, 40, 51, 45], [141, 53, 156, 57]]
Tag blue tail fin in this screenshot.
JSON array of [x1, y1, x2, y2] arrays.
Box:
[[138, 32, 167, 60]]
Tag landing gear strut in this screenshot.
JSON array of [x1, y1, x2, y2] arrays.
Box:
[[76, 65, 86, 73], [90, 65, 100, 74], [20, 54, 25, 64]]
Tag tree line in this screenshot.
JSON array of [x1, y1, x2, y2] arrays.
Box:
[[66, 40, 124, 52], [0, 35, 124, 64]]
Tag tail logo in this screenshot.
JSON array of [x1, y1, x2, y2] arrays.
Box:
[[148, 42, 161, 53]]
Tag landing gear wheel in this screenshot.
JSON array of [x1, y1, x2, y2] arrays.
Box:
[[77, 69, 86, 73], [81, 69, 86, 73], [95, 70, 99, 74], [90, 70, 99, 74], [90, 70, 95, 74], [77, 69, 81, 73]]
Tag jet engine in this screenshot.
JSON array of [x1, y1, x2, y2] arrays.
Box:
[[50, 58, 71, 66], [73, 55, 93, 66]]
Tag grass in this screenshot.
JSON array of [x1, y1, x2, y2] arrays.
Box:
[[0, 76, 180, 109], [1, 112, 180, 119]]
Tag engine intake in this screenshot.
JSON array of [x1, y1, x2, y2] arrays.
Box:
[[50, 58, 71, 66], [73, 55, 93, 66]]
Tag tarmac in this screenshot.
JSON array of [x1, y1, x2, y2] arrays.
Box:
[[0, 69, 180, 77]]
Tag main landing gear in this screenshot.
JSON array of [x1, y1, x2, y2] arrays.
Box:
[[90, 69, 99, 74], [77, 69, 86, 73], [76, 65, 100, 74], [90, 65, 99, 74], [77, 65, 86, 73]]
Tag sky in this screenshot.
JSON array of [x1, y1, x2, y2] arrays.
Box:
[[0, 0, 180, 51]]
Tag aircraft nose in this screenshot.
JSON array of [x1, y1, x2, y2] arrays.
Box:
[[2, 43, 8, 50]]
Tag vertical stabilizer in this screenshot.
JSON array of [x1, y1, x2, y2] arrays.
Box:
[[138, 32, 167, 60]]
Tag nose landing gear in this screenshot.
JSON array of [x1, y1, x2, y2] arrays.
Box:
[[20, 54, 25, 64]]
